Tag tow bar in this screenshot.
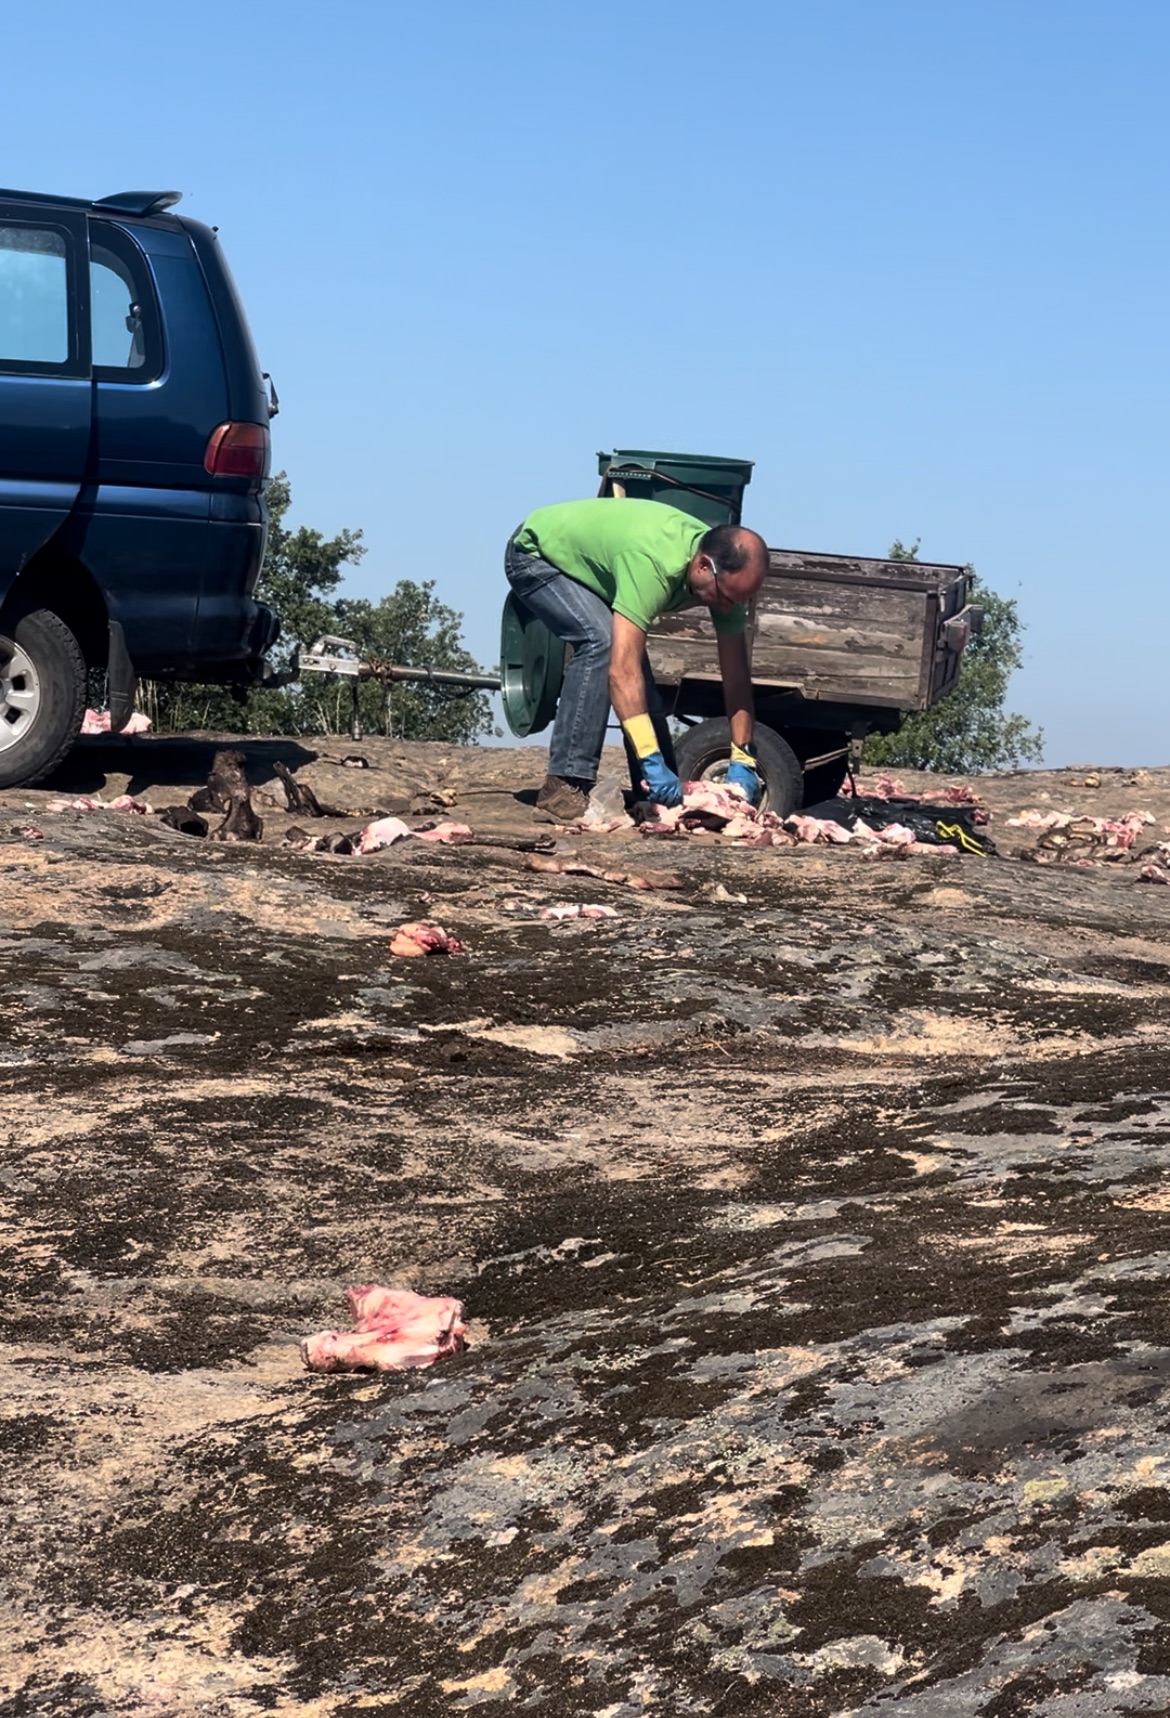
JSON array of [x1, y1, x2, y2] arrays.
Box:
[[297, 636, 503, 740]]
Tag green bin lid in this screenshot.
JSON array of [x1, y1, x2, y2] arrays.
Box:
[[597, 448, 754, 527], [499, 593, 566, 738], [597, 449, 754, 484]]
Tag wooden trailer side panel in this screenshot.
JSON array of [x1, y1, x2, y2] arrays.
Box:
[[646, 548, 972, 712], [752, 578, 930, 707], [646, 607, 739, 687]]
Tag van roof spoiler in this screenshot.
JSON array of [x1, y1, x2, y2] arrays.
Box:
[[0, 188, 183, 216], [94, 191, 183, 214]]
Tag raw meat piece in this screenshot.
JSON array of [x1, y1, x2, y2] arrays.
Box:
[[631, 778, 979, 858], [357, 816, 413, 853], [413, 821, 473, 844], [841, 772, 981, 806], [522, 855, 684, 891], [615, 869, 685, 890], [862, 842, 959, 861], [678, 780, 749, 817], [301, 1285, 467, 1373], [389, 920, 466, 956], [46, 794, 153, 814], [872, 822, 918, 847], [785, 815, 858, 845], [1008, 810, 1068, 830], [47, 795, 106, 812], [355, 817, 473, 853], [734, 826, 790, 848], [539, 903, 619, 920], [80, 708, 152, 735], [1139, 864, 1170, 885], [577, 803, 635, 832], [638, 781, 746, 830], [1006, 809, 1152, 848], [525, 854, 574, 875]]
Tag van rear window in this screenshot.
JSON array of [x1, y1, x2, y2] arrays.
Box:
[[90, 225, 161, 382], [0, 226, 69, 366]]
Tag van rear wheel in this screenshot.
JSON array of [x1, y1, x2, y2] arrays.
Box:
[[0, 607, 87, 788]]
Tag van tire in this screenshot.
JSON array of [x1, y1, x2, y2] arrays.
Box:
[[674, 718, 804, 817], [0, 607, 87, 788]]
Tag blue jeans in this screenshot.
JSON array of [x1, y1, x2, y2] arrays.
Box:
[[505, 539, 675, 787]]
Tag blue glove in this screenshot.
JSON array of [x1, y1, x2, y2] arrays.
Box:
[[640, 751, 684, 807], [725, 748, 761, 805]]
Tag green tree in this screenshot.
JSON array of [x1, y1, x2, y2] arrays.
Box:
[[328, 582, 494, 743], [863, 540, 1044, 773], [140, 476, 493, 741]]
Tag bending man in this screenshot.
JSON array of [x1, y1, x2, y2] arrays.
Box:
[[505, 497, 768, 822]]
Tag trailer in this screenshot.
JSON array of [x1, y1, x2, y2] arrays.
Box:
[[499, 450, 981, 812], [649, 541, 979, 807], [303, 449, 982, 818]]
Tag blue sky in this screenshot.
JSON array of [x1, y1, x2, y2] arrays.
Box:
[[4, 1, 1167, 765]]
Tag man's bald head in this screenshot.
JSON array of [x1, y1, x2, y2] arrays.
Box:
[[687, 524, 769, 611]]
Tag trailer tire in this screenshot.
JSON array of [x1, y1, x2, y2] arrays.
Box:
[[0, 606, 87, 789], [674, 718, 803, 817]]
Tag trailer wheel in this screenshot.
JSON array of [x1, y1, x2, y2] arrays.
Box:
[[0, 606, 87, 789], [674, 718, 803, 817]]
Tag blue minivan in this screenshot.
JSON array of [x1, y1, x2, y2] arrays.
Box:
[[0, 186, 280, 786]]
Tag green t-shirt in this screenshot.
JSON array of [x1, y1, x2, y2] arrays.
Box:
[[513, 498, 747, 636]]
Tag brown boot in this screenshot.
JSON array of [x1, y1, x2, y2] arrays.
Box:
[[534, 774, 590, 824]]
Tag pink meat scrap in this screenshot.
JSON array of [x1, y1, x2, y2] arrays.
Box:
[[539, 903, 619, 920], [301, 1285, 467, 1373], [841, 772, 982, 806], [80, 708, 153, 735], [46, 795, 106, 812], [356, 816, 413, 853], [356, 817, 474, 854], [785, 814, 858, 845], [862, 840, 959, 860], [1006, 810, 1153, 848], [413, 821, 473, 844], [638, 780, 753, 835], [635, 781, 968, 856], [389, 920, 466, 957], [45, 793, 152, 814]]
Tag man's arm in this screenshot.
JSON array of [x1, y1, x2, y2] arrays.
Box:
[[610, 613, 683, 806], [717, 629, 755, 747], [609, 612, 652, 721]]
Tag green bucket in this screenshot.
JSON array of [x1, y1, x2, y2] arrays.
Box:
[[499, 592, 566, 737]]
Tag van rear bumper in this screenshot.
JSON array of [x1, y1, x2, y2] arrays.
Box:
[[144, 598, 281, 683]]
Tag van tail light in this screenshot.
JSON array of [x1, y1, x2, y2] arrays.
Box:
[[204, 422, 270, 479]]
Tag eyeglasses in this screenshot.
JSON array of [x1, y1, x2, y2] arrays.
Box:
[[705, 557, 732, 607]]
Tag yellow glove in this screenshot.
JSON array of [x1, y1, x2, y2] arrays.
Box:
[[621, 714, 660, 760]]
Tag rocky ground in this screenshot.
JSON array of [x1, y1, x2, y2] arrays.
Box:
[[5, 735, 1170, 1716]]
